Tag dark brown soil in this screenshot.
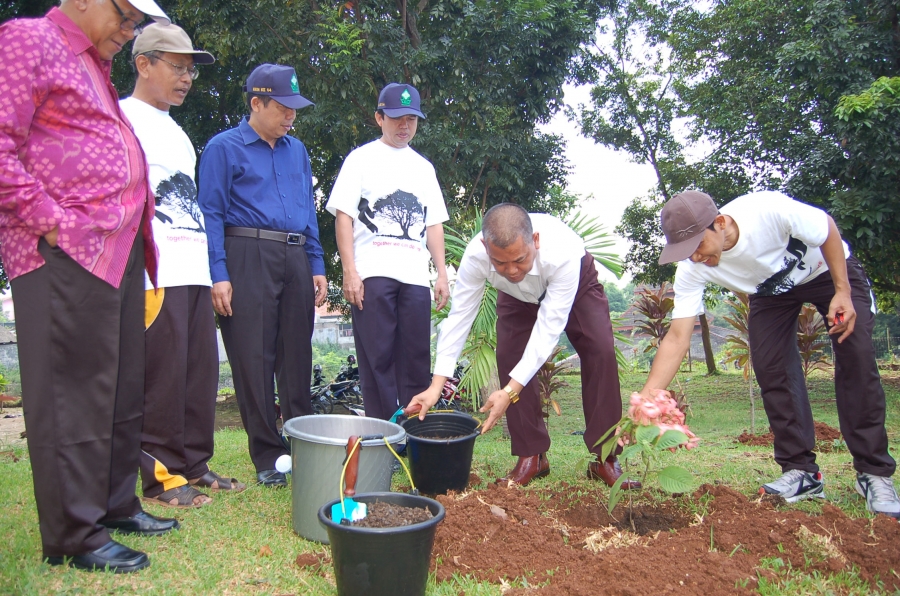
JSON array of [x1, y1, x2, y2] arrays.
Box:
[[427, 483, 900, 594], [737, 421, 841, 447], [348, 501, 433, 528]]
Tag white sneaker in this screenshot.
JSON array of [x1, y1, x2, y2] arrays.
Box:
[[759, 469, 825, 503], [855, 473, 900, 519]]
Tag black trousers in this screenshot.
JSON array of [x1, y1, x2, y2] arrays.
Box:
[[749, 256, 895, 477], [140, 285, 218, 497], [12, 236, 145, 557], [496, 254, 622, 458], [219, 236, 315, 472], [351, 277, 431, 420]]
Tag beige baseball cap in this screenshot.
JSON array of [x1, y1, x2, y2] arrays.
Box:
[[132, 23, 215, 64]]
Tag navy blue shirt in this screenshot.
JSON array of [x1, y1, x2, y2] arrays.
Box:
[[198, 117, 325, 282]]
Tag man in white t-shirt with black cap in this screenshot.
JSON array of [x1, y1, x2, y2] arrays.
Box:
[[326, 83, 450, 420], [642, 189, 899, 519], [121, 23, 246, 510]]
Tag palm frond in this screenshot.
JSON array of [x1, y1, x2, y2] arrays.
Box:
[[566, 210, 623, 279]]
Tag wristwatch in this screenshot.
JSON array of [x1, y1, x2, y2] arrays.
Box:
[[503, 385, 520, 404]]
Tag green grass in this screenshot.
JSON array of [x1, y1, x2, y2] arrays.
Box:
[[1, 369, 898, 594]]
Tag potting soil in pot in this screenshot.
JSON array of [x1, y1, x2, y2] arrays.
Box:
[[346, 501, 433, 528]]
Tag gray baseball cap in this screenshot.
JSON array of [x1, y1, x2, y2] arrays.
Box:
[[658, 191, 720, 264]]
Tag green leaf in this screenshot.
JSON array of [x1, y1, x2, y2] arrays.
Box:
[[606, 473, 628, 515], [657, 466, 694, 493], [619, 443, 643, 462], [635, 424, 660, 445], [656, 429, 689, 451]]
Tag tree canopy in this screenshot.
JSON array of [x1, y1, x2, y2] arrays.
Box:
[[581, 0, 900, 303], [1, 0, 609, 293]]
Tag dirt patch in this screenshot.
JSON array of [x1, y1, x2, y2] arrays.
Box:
[[426, 483, 900, 594], [214, 394, 245, 431], [0, 407, 25, 447], [737, 421, 841, 447]]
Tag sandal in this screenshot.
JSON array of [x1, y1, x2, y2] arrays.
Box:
[[143, 485, 211, 508], [189, 470, 246, 492]]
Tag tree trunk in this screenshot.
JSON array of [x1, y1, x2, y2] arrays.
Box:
[[699, 313, 718, 375]]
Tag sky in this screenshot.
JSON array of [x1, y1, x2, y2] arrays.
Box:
[[540, 84, 658, 286]]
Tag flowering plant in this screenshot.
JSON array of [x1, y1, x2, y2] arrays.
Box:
[[595, 389, 699, 515]]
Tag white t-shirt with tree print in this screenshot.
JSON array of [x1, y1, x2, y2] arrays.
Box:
[[120, 97, 211, 289], [671, 191, 851, 319], [326, 139, 449, 288]]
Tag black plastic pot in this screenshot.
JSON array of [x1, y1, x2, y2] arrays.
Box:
[[317, 492, 445, 596], [401, 412, 480, 495]]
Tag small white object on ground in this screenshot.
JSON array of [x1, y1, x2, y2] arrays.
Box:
[[275, 454, 292, 473]]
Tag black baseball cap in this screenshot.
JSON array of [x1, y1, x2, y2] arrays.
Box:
[[243, 64, 313, 110], [377, 83, 425, 119]]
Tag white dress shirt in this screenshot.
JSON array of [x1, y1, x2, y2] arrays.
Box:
[[434, 214, 586, 386]]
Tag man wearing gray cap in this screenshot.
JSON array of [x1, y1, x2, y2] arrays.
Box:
[[198, 64, 326, 487], [121, 23, 245, 508], [0, 0, 175, 573], [642, 189, 899, 519], [326, 83, 450, 420]]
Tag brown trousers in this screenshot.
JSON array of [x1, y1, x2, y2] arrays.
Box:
[[12, 236, 145, 557], [140, 285, 218, 498], [497, 254, 622, 458], [749, 256, 895, 477]]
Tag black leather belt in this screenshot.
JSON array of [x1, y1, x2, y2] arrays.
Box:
[[225, 226, 306, 245]]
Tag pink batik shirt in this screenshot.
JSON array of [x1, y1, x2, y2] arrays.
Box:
[[0, 8, 157, 288]]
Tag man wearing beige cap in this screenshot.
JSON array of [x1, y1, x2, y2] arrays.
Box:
[[0, 0, 175, 573], [121, 23, 245, 510], [642, 189, 899, 519]]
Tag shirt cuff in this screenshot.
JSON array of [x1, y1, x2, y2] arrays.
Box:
[[21, 196, 64, 235], [433, 354, 458, 378]]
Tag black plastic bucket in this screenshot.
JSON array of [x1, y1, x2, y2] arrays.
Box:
[[317, 492, 445, 596], [401, 412, 480, 495]]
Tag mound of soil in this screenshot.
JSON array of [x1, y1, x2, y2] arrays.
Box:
[[737, 421, 841, 447], [430, 483, 900, 594]]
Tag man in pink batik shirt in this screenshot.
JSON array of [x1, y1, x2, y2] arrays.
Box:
[[0, 0, 179, 574]]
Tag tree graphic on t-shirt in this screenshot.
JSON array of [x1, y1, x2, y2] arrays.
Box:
[[755, 236, 810, 296], [372, 190, 424, 240], [154, 172, 204, 233]]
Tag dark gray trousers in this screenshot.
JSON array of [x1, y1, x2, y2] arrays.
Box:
[[749, 256, 895, 477], [12, 236, 145, 557], [219, 237, 314, 472]]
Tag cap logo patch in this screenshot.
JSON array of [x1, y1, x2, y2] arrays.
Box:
[[400, 89, 412, 106], [674, 224, 698, 239], [290, 73, 300, 94], [252, 87, 273, 92]]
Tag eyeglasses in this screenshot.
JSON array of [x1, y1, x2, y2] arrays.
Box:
[[150, 55, 200, 80], [110, 0, 149, 34]]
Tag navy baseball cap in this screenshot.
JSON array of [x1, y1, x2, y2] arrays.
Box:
[[377, 83, 425, 119], [243, 64, 314, 110]]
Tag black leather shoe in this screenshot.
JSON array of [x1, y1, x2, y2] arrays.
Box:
[[101, 511, 180, 536], [257, 470, 287, 487], [45, 540, 149, 573]]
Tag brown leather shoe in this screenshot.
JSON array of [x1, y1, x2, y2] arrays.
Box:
[[587, 458, 642, 490], [496, 453, 550, 487]]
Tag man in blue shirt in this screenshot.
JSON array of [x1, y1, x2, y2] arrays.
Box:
[[198, 64, 327, 487]]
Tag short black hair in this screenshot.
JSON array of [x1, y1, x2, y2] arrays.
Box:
[[482, 203, 533, 249], [246, 93, 273, 111]]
